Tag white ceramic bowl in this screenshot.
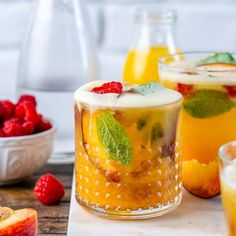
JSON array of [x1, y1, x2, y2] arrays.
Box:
[[0, 126, 56, 185]]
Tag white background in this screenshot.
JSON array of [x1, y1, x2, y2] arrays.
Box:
[[1, 0, 236, 98]]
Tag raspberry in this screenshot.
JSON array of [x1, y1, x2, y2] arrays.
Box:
[[1, 100, 15, 116], [3, 119, 23, 137], [177, 83, 193, 96], [0, 129, 5, 137], [35, 115, 52, 132], [0, 102, 5, 118], [91, 81, 123, 94], [15, 103, 25, 120], [34, 173, 65, 205], [224, 85, 236, 98], [22, 121, 34, 135], [15, 101, 39, 125], [24, 108, 39, 125], [18, 94, 37, 107]]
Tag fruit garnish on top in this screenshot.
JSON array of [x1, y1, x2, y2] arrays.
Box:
[[177, 53, 236, 118], [0, 207, 37, 236], [90, 81, 167, 97], [0, 94, 52, 137], [91, 81, 123, 94], [197, 52, 236, 66]]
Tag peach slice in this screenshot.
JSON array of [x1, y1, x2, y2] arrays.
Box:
[[0, 207, 37, 236], [197, 62, 236, 71], [182, 158, 220, 198]]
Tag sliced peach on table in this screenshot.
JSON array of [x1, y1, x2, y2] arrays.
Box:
[[182, 158, 220, 198], [0, 207, 37, 236]]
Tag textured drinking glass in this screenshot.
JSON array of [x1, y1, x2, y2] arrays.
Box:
[[219, 141, 236, 236], [159, 52, 236, 198], [74, 81, 182, 219], [17, 0, 99, 163]]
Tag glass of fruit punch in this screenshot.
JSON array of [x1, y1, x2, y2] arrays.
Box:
[[219, 141, 236, 236], [159, 52, 236, 198], [74, 81, 182, 218]]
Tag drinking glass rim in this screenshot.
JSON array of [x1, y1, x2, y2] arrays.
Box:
[[158, 51, 236, 74], [218, 141, 236, 165]]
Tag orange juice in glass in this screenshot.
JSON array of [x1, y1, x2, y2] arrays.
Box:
[[219, 141, 236, 236], [74, 81, 182, 219], [159, 52, 236, 198]]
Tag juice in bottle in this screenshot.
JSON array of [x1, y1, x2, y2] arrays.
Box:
[[124, 46, 175, 84], [74, 81, 182, 219], [123, 9, 179, 84]]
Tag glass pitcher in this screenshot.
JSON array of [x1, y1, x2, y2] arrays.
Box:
[[17, 0, 99, 163], [123, 8, 179, 85]]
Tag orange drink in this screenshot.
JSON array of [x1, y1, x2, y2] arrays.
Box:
[[74, 81, 182, 218], [159, 52, 236, 198], [219, 141, 236, 236], [123, 9, 180, 85], [123, 46, 177, 84]]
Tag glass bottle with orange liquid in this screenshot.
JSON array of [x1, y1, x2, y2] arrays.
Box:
[[123, 9, 179, 84]]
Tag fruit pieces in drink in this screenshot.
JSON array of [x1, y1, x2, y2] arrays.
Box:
[[0, 207, 37, 236], [159, 52, 236, 198], [74, 81, 182, 212], [183, 158, 220, 198]]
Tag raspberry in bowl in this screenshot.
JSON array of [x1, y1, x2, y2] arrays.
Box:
[[0, 95, 56, 185]]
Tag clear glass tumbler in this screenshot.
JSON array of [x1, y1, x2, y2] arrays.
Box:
[[219, 141, 236, 236], [74, 81, 182, 219], [17, 0, 99, 163]]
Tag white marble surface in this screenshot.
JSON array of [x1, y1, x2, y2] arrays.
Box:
[[67, 176, 225, 236]]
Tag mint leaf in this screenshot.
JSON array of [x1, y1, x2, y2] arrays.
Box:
[[183, 90, 235, 118], [96, 112, 132, 166], [130, 82, 163, 95], [198, 52, 236, 65]]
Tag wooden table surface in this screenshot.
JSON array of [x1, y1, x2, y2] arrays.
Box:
[[0, 164, 74, 236]]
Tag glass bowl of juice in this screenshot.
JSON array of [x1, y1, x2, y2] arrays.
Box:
[[74, 81, 182, 219], [219, 141, 236, 236], [159, 52, 236, 198]]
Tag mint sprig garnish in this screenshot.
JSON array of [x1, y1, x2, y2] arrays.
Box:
[[130, 82, 163, 95], [183, 90, 235, 118], [198, 52, 236, 65], [96, 112, 132, 166]]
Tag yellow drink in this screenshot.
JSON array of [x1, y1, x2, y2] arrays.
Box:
[[161, 82, 236, 164], [74, 81, 182, 218], [123, 46, 177, 85], [219, 142, 236, 236], [221, 181, 236, 236], [159, 52, 236, 198]]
